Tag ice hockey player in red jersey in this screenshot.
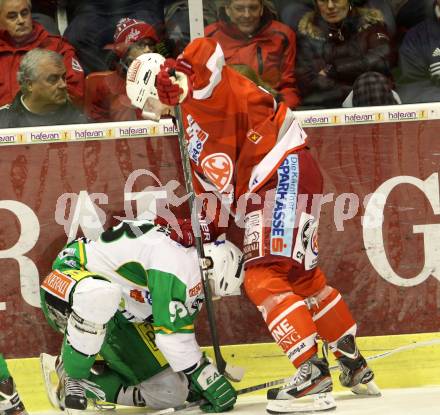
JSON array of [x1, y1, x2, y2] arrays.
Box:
[[126, 38, 380, 413]]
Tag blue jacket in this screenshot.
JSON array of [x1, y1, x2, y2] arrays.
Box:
[[398, 9, 440, 103]]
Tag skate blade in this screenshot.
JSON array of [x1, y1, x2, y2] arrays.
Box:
[[351, 380, 381, 397], [0, 398, 17, 412], [39, 353, 62, 409], [266, 392, 336, 414]]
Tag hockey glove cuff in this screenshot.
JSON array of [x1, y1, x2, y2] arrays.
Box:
[[154, 216, 216, 247], [154, 217, 195, 247], [187, 359, 237, 413]]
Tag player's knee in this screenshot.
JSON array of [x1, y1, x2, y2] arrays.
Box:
[[66, 310, 107, 355], [139, 368, 188, 409], [72, 277, 121, 324], [304, 285, 334, 311], [67, 278, 121, 356]]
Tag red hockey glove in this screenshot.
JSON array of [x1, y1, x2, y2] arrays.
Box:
[[175, 58, 193, 77], [156, 58, 192, 106], [156, 69, 182, 106], [162, 57, 193, 77], [154, 217, 216, 248]]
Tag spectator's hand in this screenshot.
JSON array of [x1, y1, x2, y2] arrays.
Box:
[[429, 61, 440, 85], [188, 359, 237, 413], [156, 58, 192, 106]]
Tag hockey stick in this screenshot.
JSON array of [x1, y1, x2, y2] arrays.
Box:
[[173, 104, 244, 382], [154, 337, 440, 414]]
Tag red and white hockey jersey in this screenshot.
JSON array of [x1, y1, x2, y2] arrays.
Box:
[[180, 38, 307, 205]]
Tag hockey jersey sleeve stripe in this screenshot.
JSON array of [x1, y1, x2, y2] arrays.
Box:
[[78, 240, 86, 269], [154, 324, 195, 334], [192, 42, 225, 101]]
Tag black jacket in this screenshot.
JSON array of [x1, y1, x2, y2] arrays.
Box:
[[0, 93, 88, 128], [397, 9, 440, 103], [296, 7, 394, 107]]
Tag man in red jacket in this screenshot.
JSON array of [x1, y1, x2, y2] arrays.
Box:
[[0, 0, 84, 107], [205, 0, 300, 108]]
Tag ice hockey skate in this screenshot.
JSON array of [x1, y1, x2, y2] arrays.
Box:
[[0, 377, 27, 415], [266, 355, 336, 414], [40, 353, 105, 411], [336, 334, 381, 396]]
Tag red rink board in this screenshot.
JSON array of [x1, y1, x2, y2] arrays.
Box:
[[0, 121, 439, 358]]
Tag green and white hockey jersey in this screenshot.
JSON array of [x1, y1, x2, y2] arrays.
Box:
[[52, 220, 205, 371]]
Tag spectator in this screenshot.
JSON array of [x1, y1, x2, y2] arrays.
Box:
[[296, 0, 394, 108], [32, 0, 59, 34], [164, 0, 219, 54], [0, 49, 87, 127], [63, 0, 163, 74], [273, 0, 315, 31], [272, 0, 395, 35], [387, 0, 433, 32], [354, 0, 396, 37], [342, 71, 401, 106], [397, 0, 440, 103], [0, 0, 84, 107], [205, 0, 300, 108], [84, 18, 167, 122]]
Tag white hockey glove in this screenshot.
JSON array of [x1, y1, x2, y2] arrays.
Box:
[[186, 358, 237, 413]]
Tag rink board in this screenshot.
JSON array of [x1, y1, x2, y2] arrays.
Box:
[[1, 111, 440, 358], [6, 332, 440, 413]]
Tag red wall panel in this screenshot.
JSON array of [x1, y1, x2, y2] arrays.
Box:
[[1, 120, 439, 358]]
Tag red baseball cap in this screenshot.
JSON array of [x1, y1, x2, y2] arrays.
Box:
[[110, 18, 159, 58]]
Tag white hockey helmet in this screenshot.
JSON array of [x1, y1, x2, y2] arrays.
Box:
[[126, 52, 165, 110], [204, 240, 244, 297]]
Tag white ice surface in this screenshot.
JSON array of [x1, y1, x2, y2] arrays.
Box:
[[34, 386, 440, 415]]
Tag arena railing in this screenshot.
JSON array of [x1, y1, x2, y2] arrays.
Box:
[[0, 102, 437, 145]]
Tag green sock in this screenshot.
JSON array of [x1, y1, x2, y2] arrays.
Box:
[[0, 354, 10, 381], [62, 338, 96, 379]]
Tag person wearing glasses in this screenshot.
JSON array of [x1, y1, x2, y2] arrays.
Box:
[[295, 0, 395, 108]]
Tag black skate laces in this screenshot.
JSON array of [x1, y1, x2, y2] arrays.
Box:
[[66, 378, 106, 402], [62, 376, 106, 405], [56, 357, 106, 404]]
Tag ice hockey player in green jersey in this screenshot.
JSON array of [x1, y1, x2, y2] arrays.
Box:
[[40, 219, 243, 413], [0, 355, 27, 415]]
